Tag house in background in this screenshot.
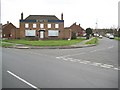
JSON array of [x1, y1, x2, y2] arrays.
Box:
[[19, 13, 70, 39], [2, 21, 19, 39], [65, 22, 85, 38]]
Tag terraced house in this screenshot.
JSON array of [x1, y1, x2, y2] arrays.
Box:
[[19, 13, 70, 39]]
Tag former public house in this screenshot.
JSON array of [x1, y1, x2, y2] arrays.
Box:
[[19, 13, 71, 39]]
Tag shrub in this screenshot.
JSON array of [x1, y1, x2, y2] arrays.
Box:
[[71, 32, 77, 39], [22, 37, 39, 41]]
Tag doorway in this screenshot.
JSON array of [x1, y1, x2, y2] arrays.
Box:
[[40, 31, 44, 39]]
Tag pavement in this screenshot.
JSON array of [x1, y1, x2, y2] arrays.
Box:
[[11, 37, 97, 49]]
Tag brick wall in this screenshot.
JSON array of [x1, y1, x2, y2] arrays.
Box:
[[19, 21, 68, 39], [2, 23, 19, 39]]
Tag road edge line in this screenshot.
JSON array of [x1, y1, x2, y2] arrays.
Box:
[[7, 70, 39, 89]]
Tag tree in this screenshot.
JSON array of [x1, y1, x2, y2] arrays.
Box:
[[86, 28, 93, 39]]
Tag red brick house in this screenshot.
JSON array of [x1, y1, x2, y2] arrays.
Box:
[[2, 22, 19, 39], [19, 13, 70, 39], [65, 22, 84, 37]]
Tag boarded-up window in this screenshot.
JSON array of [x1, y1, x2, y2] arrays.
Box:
[[25, 30, 36, 36], [48, 30, 59, 36]]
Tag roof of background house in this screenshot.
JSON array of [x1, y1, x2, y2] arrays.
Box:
[[2, 23, 16, 29], [65, 22, 84, 30], [25, 15, 60, 20]]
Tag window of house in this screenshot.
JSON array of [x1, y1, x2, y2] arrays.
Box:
[[40, 24, 44, 29], [48, 30, 59, 36], [48, 24, 51, 28], [55, 24, 59, 28], [25, 23, 29, 28], [25, 30, 36, 36], [33, 23, 37, 28]]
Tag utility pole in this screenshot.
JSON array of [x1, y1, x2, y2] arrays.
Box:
[[95, 19, 98, 34]]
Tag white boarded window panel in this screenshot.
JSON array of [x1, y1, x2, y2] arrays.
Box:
[[25, 23, 29, 28], [25, 30, 36, 36], [48, 30, 59, 36]]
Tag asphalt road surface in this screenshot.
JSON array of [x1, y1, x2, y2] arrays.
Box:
[[2, 37, 119, 89]]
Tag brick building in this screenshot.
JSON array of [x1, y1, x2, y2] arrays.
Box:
[[65, 22, 84, 37], [19, 13, 70, 39], [2, 22, 19, 39]]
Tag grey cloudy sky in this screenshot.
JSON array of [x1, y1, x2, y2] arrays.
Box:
[[1, 0, 119, 29]]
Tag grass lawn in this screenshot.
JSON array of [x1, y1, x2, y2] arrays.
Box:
[[2, 38, 85, 46], [114, 37, 120, 41], [1, 43, 14, 47], [85, 37, 98, 44]]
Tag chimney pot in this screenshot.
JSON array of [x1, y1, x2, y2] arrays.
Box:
[[7, 21, 9, 24], [61, 13, 63, 20], [21, 12, 23, 20]]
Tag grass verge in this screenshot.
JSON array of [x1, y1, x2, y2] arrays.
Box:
[[2, 38, 85, 46], [85, 38, 98, 45], [1, 43, 15, 47], [114, 37, 120, 41]]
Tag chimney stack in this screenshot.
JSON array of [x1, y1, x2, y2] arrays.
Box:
[[61, 13, 63, 20], [21, 12, 23, 20], [7, 21, 9, 24]]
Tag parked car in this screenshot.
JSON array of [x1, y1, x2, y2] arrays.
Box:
[[99, 35, 103, 39], [83, 33, 86, 37], [94, 33, 99, 37], [109, 35, 114, 39], [105, 33, 111, 38]]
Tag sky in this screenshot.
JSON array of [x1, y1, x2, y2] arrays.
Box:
[[1, 0, 120, 29]]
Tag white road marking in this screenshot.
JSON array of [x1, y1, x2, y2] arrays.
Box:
[[114, 68, 119, 70], [70, 60, 76, 62], [7, 70, 39, 89], [91, 62, 102, 66], [56, 57, 61, 59], [100, 65, 111, 68], [83, 61, 91, 64], [79, 61, 88, 64], [76, 59, 81, 62], [102, 64, 114, 68], [56, 57, 118, 70]]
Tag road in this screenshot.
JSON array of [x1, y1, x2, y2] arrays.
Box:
[[2, 37, 119, 89]]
